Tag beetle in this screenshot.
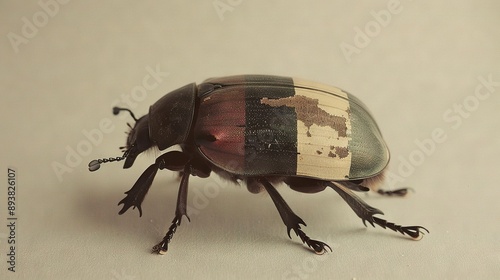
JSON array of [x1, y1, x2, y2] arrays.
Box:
[[89, 75, 428, 254]]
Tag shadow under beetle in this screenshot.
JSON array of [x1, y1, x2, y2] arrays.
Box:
[[89, 75, 428, 254]]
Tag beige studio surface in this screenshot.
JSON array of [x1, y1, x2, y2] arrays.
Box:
[[1, 1, 500, 279]]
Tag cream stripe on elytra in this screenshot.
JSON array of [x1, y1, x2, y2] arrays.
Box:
[[292, 80, 352, 180]]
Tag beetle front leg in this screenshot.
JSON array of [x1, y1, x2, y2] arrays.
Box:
[[253, 178, 332, 254], [152, 165, 191, 255]]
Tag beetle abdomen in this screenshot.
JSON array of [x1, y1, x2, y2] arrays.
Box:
[[194, 75, 389, 181]]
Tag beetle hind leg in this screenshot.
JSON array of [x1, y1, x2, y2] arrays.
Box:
[[371, 216, 429, 240], [328, 182, 428, 240], [376, 188, 413, 197], [251, 178, 332, 254]]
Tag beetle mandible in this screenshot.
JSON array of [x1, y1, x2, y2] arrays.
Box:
[[89, 75, 428, 254]]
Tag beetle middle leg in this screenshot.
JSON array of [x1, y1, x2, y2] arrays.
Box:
[[250, 177, 332, 254], [151, 165, 191, 255], [151, 151, 212, 254]]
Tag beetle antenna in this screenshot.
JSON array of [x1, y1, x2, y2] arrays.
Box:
[[88, 150, 130, 172], [113, 107, 138, 122]]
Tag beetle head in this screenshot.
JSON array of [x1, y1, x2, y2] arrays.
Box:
[[88, 107, 154, 172], [88, 83, 197, 172], [121, 112, 153, 169]]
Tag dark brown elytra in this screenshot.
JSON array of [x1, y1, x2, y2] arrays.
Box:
[[88, 75, 428, 255]]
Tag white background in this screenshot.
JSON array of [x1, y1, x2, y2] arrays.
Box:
[[1, 1, 500, 279]]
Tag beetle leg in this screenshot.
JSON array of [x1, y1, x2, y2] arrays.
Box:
[[118, 163, 159, 217], [189, 155, 212, 178], [328, 182, 429, 239], [117, 151, 190, 217], [284, 177, 327, 193], [254, 178, 332, 254], [377, 188, 413, 197], [152, 165, 191, 255], [328, 182, 384, 227], [371, 216, 429, 240], [285, 177, 370, 193], [342, 181, 370, 192], [156, 151, 191, 171]]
